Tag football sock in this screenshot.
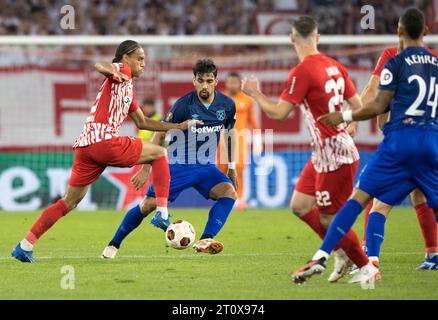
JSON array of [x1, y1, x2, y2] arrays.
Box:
[[156, 206, 169, 220], [111, 205, 146, 248], [300, 207, 368, 266], [362, 200, 373, 244], [415, 203, 438, 254], [339, 229, 369, 268], [202, 197, 235, 239], [312, 228, 369, 268], [299, 208, 326, 239], [20, 239, 33, 251], [151, 155, 170, 211], [365, 212, 386, 258], [320, 199, 363, 255], [24, 199, 70, 246]]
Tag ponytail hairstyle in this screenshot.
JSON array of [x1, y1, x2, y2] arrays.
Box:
[[112, 40, 141, 63]]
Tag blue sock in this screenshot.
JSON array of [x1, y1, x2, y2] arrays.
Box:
[[201, 197, 235, 239], [366, 212, 386, 258], [111, 205, 146, 248], [320, 199, 363, 254]]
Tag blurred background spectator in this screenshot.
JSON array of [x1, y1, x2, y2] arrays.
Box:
[[0, 0, 432, 36], [0, 0, 435, 69]]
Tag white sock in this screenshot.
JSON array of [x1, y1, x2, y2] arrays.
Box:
[[427, 252, 437, 259], [20, 239, 33, 251], [312, 249, 329, 261], [157, 207, 168, 220]]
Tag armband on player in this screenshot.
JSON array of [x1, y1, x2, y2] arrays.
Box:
[[342, 110, 353, 122], [228, 161, 236, 170]]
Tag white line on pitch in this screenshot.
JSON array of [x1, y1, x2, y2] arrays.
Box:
[[0, 251, 423, 261]]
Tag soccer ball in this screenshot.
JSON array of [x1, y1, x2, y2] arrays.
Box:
[[165, 220, 196, 250]]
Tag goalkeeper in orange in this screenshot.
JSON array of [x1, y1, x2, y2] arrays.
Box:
[[217, 72, 262, 210]]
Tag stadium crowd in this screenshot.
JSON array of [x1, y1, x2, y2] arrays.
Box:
[[0, 0, 432, 36]]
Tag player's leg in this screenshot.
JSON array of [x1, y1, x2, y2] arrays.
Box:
[[316, 162, 370, 282], [103, 164, 196, 258], [411, 139, 438, 269], [293, 142, 417, 284], [290, 160, 326, 237], [365, 200, 393, 267], [355, 164, 373, 247], [12, 185, 89, 263], [102, 196, 157, 259], [192, 165, 237, 254], [12, 144, 105, 263], [192, 182, 236, 254], [136, 140, 170, 220], [409, 188, 438, 269], [292, 188, 376, 284], [362, 200, 374, 246]]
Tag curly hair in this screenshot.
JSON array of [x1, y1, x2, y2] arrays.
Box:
[[192, 59, 218, 78]]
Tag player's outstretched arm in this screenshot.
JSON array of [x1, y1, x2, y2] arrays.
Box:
[[360, 74, 390, 129], [129, 108, 202, 132], [318, 90, 394, 126], [241, 76, 295, 121], [354, 89, 394, 121], [94, 61, 129, 82]]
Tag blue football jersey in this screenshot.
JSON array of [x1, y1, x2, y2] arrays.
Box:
[[164, 90, 236, 165], [379, 46, 438, 132]]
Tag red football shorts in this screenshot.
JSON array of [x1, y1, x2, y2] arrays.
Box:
[[295, 159, 359, 214], [69, 136, 143, 187]]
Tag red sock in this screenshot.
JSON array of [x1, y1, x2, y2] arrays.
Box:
[[151, 155, 170, 207], [363, 201, 373, 244], [25, 199, 70, 244], [338, 229, 369, 268], [300, 208, 368, 267], [299, 208, 344, 252], [415, 203, 438, 254], [299, 208, 326, 239]]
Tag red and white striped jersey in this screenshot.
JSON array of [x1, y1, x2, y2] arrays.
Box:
[[73, 63, 139, 148], [280, 53, 359, 173]]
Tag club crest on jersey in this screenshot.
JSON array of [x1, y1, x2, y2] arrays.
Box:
[[216, 109, 226, 121], [191, 114, 200, 120]]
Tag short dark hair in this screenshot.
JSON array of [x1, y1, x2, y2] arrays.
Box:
[[293, 16, 317, 38], [193, 59, 218, 78], [113, 40, 141, 63], [227, 72, 241, 80], [400, 8, 425, 40]]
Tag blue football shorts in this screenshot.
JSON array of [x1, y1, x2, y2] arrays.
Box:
[[146, 163, 232, 201], [358, 126, 438, 208]]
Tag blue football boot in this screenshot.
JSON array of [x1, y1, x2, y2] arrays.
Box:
[[150, 211, 171, 231], [416, 255, 438, 270], [11, 243, 35, 263]]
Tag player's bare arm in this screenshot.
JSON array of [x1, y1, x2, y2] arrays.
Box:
[[361, 74, 390, 129], [241, 76, 296, 120], [94, 61, 129, 83], [318, 90, 394, 126], [345, 94, 362, 137], [225, 129, 238, 189], [129, 108, 202, 132]]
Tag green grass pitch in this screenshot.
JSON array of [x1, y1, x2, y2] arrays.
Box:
[[0, 208, 437, 300]]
